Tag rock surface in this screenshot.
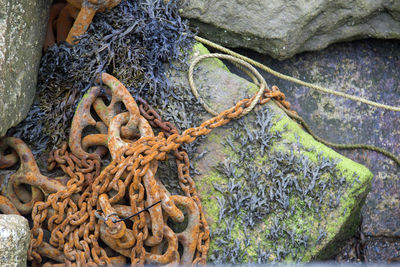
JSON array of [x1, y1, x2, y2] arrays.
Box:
[[160, 43, 373, 262], [0, 0, 50, 136], [180, 0, 400, 59], [0, 214, 30, 266], [229, 39, 399, 261]]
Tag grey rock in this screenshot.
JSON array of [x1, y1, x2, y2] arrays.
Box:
[[365, 238, 400, 262], [0, 214, 30, 266], [0, 0, 50, 136], [180, 0, 400, 59]]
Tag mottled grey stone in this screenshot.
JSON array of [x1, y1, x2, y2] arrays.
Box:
[[365, 238, 400, 262], [0, 214, 30, 266], [0, 0, 51, 136], [180, 0, 400, 59]]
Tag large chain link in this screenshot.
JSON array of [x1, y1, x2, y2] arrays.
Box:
[[44, 0, 121, 49]]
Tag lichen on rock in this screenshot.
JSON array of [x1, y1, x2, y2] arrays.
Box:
[[0, 214, 30, 266], [198, 107, 371, 262]]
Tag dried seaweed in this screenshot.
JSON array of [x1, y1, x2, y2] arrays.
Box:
[[9, 0, 194, 151]]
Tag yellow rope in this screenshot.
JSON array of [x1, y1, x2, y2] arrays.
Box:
[[194, 36, 400, 112], [282, 107, 400, 166], [189, 39, 400, 167], [189, 53, 267, 117]]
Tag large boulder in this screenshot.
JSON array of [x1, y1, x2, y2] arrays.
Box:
[[159, 43, 373, 262], [237, 38, 400, 261], [0, 214, 30, 266], [0, 0, 50, 136], [180, 0, 400, 59]]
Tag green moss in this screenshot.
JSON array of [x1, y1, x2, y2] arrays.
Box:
[[74, 89, 91, 115], [197, 170, 224, 222], [192, 43, 230, 72]]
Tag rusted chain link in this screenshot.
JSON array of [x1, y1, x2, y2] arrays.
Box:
[[0, 137, 69, 215], [66, 0, 121, 44], [44, 0, 121, 49], [136, 96, 211, 264], [96, 200, 161, 223], [0, 195, 20, 215]]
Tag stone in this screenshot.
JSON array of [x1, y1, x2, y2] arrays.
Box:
[[0, 214, 30, 266], [0, 0, 51, 136], [180, 0, 400, 59], [227, 39, 400, 261], [365, 238, 400, 262], [160, 43, 373, 262]]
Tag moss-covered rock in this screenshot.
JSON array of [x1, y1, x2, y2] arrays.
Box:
[[165, 43, 373, 263]]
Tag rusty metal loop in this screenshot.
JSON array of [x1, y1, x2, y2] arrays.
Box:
[[0, 137, 68, 214], [69, 86, 102, 161], [0, 142, 19, 169], [109, 200, 161, 223], [0, 195, 20, 215]]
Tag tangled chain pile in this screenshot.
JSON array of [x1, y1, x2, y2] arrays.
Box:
[[0, 70, 292, 265], [10, 0, 194, 152]]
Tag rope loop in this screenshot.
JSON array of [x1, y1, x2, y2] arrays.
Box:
[[194, 36, 400, 112]]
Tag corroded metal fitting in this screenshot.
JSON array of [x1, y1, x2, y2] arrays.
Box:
[[0, 137, 67, 214], [66, 0, 121, 44], [44, 0, 121, 49]]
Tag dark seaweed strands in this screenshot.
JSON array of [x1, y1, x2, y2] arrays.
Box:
[[9, 0, 194, 152], [208, 107, 352, 263]]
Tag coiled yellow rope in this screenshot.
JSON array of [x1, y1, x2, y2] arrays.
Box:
[[190, 37, 400, 167], [189, 53, 266, 117], [195, 36, 400, 112]]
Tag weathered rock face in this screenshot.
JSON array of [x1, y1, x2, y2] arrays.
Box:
[[180, 0, 400, 59], [0, 0, 50, 136], [160, 43, 373, 262], [0, 214, 30, 266]]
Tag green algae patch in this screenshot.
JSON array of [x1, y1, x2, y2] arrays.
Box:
[[73, 89, 93, 118], [180, 43, 373, 263], [191, 43, 229, 72]]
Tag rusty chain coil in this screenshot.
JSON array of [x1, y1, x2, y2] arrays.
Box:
[[0, 71, 292, 266]]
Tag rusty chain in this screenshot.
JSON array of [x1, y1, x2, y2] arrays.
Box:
[[136, 96, 211, 264], [0, 72, 291, 266]]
